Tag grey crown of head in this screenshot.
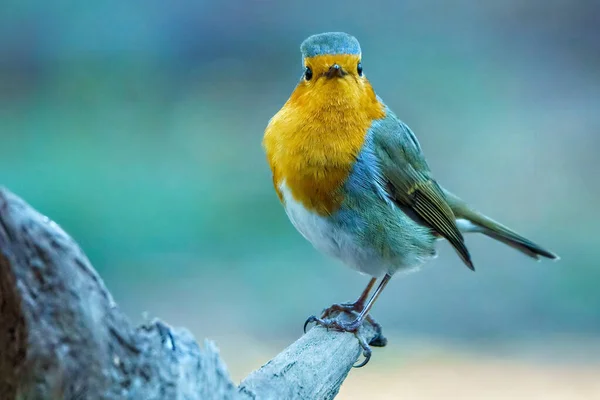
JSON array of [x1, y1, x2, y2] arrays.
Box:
[[300, 32, 361, 59]]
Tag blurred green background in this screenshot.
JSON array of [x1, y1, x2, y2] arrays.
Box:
[[1, 1, 599, 398]]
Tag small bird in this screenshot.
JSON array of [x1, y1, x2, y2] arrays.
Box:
[[263, 32, 558, 366]]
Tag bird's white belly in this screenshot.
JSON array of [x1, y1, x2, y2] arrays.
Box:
[[279, 181, 389, 277]]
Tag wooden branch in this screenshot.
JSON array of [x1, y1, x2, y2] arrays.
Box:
[[239, 320, 380, 400], [0, 188, 241, 399], [0, 187, 383, 400]]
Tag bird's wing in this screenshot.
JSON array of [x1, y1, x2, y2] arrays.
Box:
[[372, 115, 474, 270]]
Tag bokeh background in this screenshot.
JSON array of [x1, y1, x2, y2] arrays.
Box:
[[2, 1, 599, 398]]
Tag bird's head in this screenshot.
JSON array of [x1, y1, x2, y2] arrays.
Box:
[[291, 32, 377, 106]]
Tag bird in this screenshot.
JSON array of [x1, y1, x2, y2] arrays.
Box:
[[262, 32, 558, 366]]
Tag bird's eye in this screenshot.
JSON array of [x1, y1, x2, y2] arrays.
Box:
[[304, 66, 313, 81], [357, 62, 363, 76]]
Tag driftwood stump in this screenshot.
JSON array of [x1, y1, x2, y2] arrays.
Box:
[[0, 188, 382, 400]]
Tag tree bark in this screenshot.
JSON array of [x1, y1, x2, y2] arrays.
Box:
[[0, 188, 382, 400]]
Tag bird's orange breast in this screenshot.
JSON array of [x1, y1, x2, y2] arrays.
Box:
[[264, 61, 385, 215]]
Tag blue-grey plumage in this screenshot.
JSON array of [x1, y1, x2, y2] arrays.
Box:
[[300, 32, 361, 59], [329, 110, 439, 277]]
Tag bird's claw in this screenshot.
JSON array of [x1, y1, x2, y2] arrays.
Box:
[[315, 303, 386, 347], [303, 300, 389, 367], [353, 335, 372, 368], [310, 306, 386, 349], [303, 315, 320, 333], [303, 313, 376, 367], [304, 314, 361, 333]]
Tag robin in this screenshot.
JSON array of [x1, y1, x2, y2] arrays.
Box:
[[263, 32, 558, 366]]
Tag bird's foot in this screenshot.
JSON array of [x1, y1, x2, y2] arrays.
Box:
[[303, 315, 373, 367], [303, 302, 388, 367], [318, 303, 387, 348]]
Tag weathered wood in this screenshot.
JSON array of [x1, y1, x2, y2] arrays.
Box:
[[0, 188, 241, 400], [0, 187, 383, 400], [239, 320, 380, 400]]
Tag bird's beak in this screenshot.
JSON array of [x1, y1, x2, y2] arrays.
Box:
[[326, 64, 346, 78]]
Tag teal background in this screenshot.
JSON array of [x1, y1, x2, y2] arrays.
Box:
[[1, 1, 599, 397]]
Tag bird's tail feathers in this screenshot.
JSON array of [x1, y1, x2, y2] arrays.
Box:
[[443, 189, 559, 261]]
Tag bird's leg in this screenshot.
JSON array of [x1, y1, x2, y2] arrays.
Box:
[[314, 277, 387, 347], [304, 276, 387, 343], [321, 277, 377, 318], [304, 274, 392, 367]]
